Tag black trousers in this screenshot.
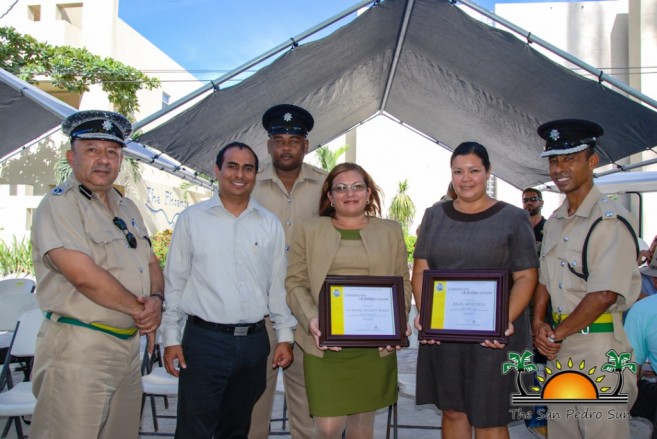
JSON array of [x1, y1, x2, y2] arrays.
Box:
[[175, 319, 270, 439], [630, 379, 657, 439]]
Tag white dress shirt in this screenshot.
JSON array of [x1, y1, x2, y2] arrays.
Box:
[[161, 194, 296, 346]]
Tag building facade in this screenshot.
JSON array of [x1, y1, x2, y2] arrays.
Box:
[[0, 0, 210, 245]]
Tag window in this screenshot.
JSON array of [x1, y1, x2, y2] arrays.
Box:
[[162, 92, 171, 109], [56, 3, 83, 28], [27, 5, 41, 21]]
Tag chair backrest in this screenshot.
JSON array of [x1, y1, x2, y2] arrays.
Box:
[[10, 309, 44, 358], [0, 278, 36, 296], [0, 293, 39, 332]]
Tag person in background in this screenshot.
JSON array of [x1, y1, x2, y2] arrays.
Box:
[[30, 110, 164, 439], [639, 235, 657, 298], [532, 119, 640, 439], [521, 187, 549, 436], [413, 142, 538, 439], [439, 182, 458, 202], [521, 187, 546, 251], [250, 104, 326, 439], [286, 163, 412, 439], [162, 142, 297, 438], [625, 253, 657, 439]]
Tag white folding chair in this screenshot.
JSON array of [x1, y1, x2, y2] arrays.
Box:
[[0, 278, 36, 296], [0, 294, 39, 386], [0, 294, 39, 332], [140, 335, 178, 436], [0, 308, 43, 439]]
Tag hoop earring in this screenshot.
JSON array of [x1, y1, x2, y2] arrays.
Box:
[[366, 200, 370, 205], [331, 203, 334, 207]]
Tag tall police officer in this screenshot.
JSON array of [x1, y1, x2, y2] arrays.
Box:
[[250, 104, 327, 439], [532, 119, 640, 439]]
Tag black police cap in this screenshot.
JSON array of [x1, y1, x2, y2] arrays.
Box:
[[537, 119, 603, 158], [61, 110, 132, 147], [262, 104, 314, 137]]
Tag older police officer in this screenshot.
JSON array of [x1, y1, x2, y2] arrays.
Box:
[[30, 110, 164, 439], [532, 119, 640, 439]]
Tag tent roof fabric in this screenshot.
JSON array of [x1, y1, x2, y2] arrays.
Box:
[[0, 68, 74, 159], [137, 0, 657, 189]]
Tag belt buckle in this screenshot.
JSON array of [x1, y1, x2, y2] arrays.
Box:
[[234, 326, 249, 336]]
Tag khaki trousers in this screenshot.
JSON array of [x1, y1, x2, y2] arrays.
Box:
[[30, 318, 142, 439], [249, 317, 313, 439], [546, 332, 637, 439]]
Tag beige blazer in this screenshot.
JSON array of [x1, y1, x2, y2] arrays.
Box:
[[286, 216, 412, 358]]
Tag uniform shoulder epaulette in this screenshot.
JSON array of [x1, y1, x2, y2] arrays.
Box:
[[566, 195, 638, 281], [51, 181, 73, 196], [595, 194, 622, 221]]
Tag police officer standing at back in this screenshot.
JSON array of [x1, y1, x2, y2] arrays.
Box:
[[30, 110, 164, 439], [250, 104, 327, 439], [532, 119, 640, 439]]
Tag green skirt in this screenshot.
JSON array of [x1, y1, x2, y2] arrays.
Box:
[[304, 348, 398, 417]]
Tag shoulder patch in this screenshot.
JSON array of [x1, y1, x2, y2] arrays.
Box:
[[51, 181, 72, 196]]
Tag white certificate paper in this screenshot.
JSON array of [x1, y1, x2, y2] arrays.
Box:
[[337, 286, 395, 336], [441, 280, 497, 330]]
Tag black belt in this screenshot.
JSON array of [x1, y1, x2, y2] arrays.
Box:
[[190, 316, 265, 336]]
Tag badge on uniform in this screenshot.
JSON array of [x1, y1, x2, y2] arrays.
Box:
[[52, 186, 64, 196]]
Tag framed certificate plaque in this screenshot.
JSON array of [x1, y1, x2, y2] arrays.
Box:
[[318, 275, 408, 347], [418, 269, 509, 343]]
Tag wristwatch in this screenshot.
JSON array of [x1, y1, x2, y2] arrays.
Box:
[[151, 293, 167, 312]]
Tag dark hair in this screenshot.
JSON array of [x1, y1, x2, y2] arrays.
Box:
[[522, 187, 542, 199], [319, 162, 382, 218], [450, 142, 490, 171], [215, 142, 259, 170]]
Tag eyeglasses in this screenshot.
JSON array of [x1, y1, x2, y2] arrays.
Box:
[[331, 183, 367, 194], [522, 196, 541, 203], [113, 217, 137, 249]]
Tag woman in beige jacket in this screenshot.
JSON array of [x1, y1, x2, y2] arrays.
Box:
[[286, 163, 412, 439]]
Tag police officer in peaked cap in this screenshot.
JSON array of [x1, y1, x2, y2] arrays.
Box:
[[532, 118, 640, 439]]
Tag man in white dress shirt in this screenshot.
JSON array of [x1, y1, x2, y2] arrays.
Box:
[[162, 142, 297, 438]]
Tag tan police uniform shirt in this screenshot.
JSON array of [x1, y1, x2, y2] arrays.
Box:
[[31, 175, 152, 329], [539, 185, 640, 321], [252, 162, 327, 248]]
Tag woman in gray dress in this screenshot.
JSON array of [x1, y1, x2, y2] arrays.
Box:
[[413, 142, 539, 438]]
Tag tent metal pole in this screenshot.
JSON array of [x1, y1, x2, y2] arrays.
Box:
[[380, 0, 415, 110], [124, 141, 217, 190], [595, 156, 657, 177], [133, 0, 374, 131], [455, 0, 657, 111]]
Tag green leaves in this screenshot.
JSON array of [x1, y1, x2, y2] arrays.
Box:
[[388, 179, 416, 234], [602, 349, 637, 373], [0, 26, 160, 115], [0, 237, 34, 277], [502, 349, 538, 374], [314, 144, 349, 171]]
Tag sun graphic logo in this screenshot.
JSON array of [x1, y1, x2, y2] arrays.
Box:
[[502, 349, 637, 405]]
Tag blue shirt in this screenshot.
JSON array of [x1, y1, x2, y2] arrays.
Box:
[[624, 295, 657, 367]]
